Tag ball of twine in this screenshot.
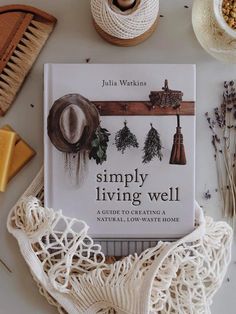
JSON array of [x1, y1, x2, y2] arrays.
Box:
[[91, 0, 159, 40]]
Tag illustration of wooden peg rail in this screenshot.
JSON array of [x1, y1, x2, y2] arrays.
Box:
[[92, 80, 195, 116], [47, 80, 194, 169], [93, 100, 195, 116], [92, 80, 194, 165]]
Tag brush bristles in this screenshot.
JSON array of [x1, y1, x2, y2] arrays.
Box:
[[0, 19, 54, 115]]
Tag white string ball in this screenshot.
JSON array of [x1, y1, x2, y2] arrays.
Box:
[[91, 0, 160, 42]]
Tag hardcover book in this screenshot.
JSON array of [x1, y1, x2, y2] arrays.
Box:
[[44, 64, 196, 240]]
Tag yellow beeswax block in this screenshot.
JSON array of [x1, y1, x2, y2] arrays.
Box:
[[1, 125, 36, 181], [8, 140, 36, 180], [0, 129, 16, 192], [2, 125, 20, 141]]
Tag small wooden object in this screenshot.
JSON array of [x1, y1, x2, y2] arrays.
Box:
[[0, 5, 57, 116], [93, 18, 159, 47]]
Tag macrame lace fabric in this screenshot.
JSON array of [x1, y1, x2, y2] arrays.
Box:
[[7, 168, 232, 314]]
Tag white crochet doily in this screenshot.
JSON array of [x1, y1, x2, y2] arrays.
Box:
[[7, 168, 233, 314]]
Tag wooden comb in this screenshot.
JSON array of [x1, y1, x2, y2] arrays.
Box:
[[0, 5, 57, 116]]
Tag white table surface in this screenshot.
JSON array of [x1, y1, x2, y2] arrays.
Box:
[[0, 0, 236, 313]]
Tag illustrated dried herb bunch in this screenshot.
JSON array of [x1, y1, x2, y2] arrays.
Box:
[[89, 125, 110, 165], [143, 123, 163, 163], [115, 121, 139, 153], [205, 80, 236, 221]]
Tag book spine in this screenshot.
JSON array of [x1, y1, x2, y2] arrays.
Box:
[[43, 63, 51, 208]]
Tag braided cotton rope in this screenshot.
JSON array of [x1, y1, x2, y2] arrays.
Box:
[[7, 168, 233, 314], [91, 0, 159, 39]]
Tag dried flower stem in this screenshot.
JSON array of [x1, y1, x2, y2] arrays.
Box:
[[222, 148, 236, 216], [205, 80, 236, 224], [0, 258, 12, 273], [216, 153, 225, 211]]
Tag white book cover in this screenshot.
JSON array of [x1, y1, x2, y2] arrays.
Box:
[[44, 64, 196, 239]]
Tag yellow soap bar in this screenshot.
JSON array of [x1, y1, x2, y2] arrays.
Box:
[[8, 139, 36, 180], [1, 125, 36, 181], [0, 129, 16, 192], [2, 125, 20, 142]]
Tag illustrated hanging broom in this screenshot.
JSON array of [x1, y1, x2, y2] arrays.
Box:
[[169, 114, 187, 165]]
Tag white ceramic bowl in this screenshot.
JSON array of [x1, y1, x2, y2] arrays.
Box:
[[214, 0, 236, 39], [192, 0, 236, 63]]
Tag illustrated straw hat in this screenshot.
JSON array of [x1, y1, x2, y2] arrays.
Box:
[[192, 0, 236, 63], [47, 94, 99, 153]]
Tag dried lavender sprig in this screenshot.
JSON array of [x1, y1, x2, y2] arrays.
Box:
[[214, 107, 224, 128], [223, 82, 236, 215], [206, 112, 226, 209], [205, 80, 236, 221], [205, 112, 221, 152]]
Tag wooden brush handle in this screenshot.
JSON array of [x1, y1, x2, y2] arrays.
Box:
[[0, 12, 33, 70], [0, 12, 24, 59], [0, 5, 57, 71], [0, 5, 57, 24], [0, 4, 57, 116]]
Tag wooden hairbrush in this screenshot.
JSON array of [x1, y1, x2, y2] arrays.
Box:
[[0, 5, 57, 116]]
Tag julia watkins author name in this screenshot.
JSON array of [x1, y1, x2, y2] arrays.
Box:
[[102, 79, 147, 88]]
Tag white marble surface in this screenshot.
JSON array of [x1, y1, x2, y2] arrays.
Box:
[[0, 0, 235, 313]]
